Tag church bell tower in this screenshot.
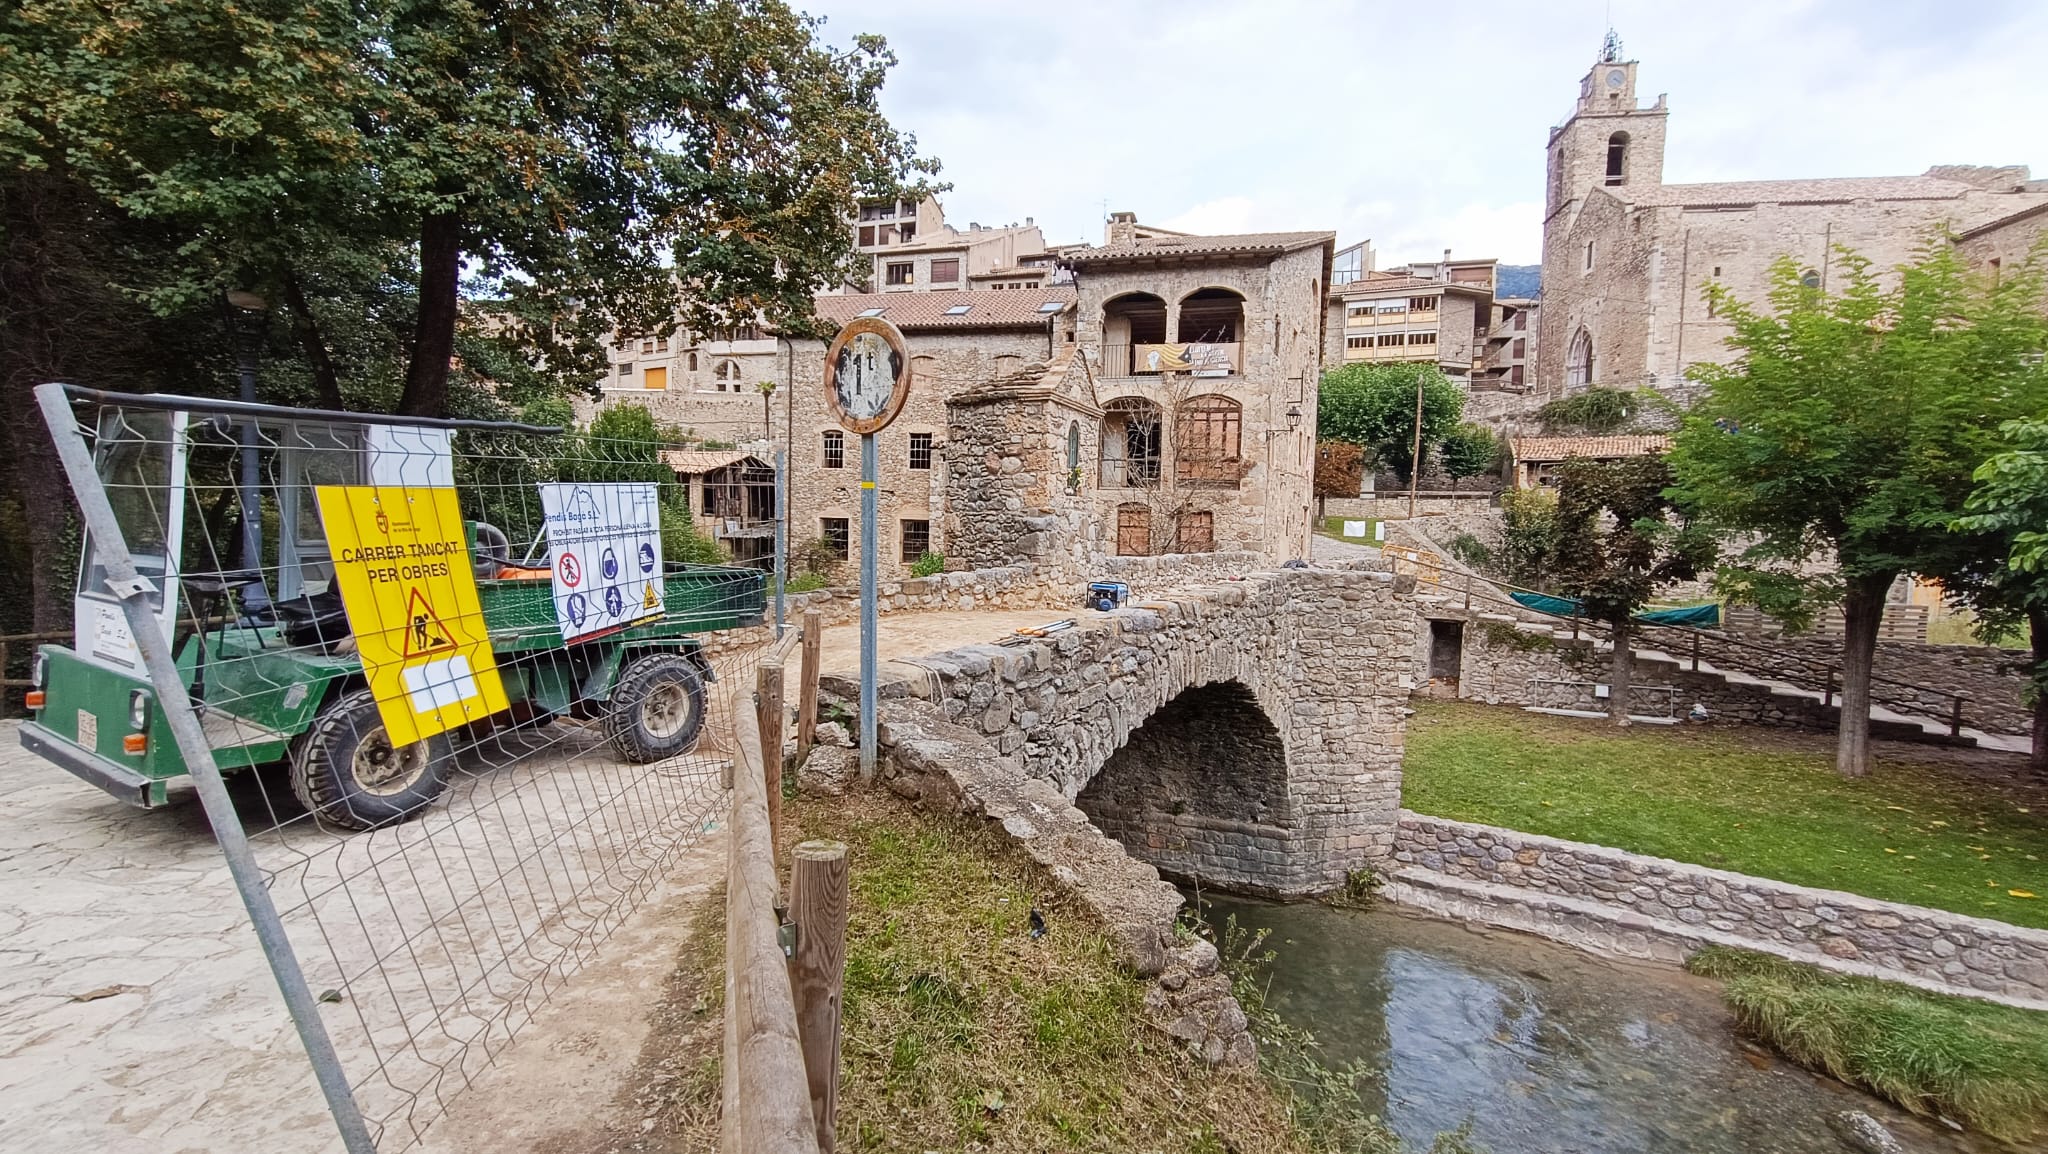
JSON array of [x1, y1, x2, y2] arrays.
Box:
[[1544, 32, 1669, 225]]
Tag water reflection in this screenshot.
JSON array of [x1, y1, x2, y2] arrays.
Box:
[[1195, 896, 1999, 1154]]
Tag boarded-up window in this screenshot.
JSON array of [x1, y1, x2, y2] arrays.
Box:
[[1176, 511, 1214, 553], [930, 258, 960, 285], [1115, 505, 1151, 557], [1177, 395, 1242, 488], [643, 366, 668, 391]]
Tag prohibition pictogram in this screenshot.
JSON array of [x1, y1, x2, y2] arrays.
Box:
[[558, 551, 582, 588]]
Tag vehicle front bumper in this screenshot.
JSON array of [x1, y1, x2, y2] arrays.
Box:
[[19, 721, 161, 808]]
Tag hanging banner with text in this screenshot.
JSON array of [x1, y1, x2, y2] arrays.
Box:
[[536, 482, 665, 644], [314, 486, 509, 745]]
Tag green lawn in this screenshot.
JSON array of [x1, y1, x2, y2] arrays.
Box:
[[1316, 515, 1380, 543], [1402, 700, 2048, 929]]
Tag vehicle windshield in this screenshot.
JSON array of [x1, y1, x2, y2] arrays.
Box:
[[78, 409, 177, 611]]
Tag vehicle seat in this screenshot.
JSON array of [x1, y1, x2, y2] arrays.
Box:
[[274, 588, 353, 654]]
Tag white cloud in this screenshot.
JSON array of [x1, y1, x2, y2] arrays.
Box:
[[807, 1, 2048, 270]]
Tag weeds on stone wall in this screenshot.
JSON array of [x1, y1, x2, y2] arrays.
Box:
[[1479, 620, 1555, 652], [910, 550, 946, 577], [1321, 867, 1385, 911]]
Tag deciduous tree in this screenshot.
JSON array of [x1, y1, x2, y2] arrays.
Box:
[[1553, 456, 1715, 725], [1669, 246, 2048, 776], [1316, 362, 1461, 483], [1954, 416, 2048, 771]]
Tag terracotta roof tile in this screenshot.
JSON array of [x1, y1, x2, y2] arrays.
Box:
[[658, 449, 765, 474], [807, 287, 1074, 332], [1510, 435, 1670, 461], [1059, 230, 1335, 264]]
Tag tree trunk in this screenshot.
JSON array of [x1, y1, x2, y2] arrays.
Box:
[[1608, 616, 1633, 727], [398, 210, 461, 418], [280, 268, 344, 409], [2030, 606, 2047, 775], [1834, 575, 1890, 779]]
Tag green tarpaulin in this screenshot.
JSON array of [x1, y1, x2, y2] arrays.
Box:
[[1509, 591, 1720, 628]]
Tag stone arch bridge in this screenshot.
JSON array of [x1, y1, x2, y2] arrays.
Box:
[[866, 565, 1419, 901]]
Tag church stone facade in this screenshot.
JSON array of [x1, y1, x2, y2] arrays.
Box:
[[1538, 42, 2048, 399]]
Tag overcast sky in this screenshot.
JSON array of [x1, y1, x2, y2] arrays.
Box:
[[803, 0, 2048, 266]]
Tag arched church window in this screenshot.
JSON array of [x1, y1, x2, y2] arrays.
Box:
[[1566, 329, 1594, 389], [1605, 132, 1629, 187]]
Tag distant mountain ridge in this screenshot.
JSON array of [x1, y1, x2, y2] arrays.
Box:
[[1496, 264, 1541, 299]]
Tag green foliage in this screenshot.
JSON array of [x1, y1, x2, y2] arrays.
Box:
[[1317, 363, 1463, 482], [1686, 947, 2048, 1142], [1492, 488, 1560, 587], [910, 551, 946, 578], [1534, 387, 1642, 435], [1953, 417, 2048, 709], [1402, 701, 2048, 929], [783, 572, 829, 594], [1437, 423, 1501, 487], [1668, 245, 2048, 627], [793, 535, 843, 582], [1551, 456, 1715, 627], [1445, 533, 1493, 571]]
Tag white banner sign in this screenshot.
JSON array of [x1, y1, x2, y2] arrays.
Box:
[[537, 483, 665, 643]]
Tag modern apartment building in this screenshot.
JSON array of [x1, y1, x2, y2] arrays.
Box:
[[1329, 254, 1496, 386], [853, 195, 1050, 294]]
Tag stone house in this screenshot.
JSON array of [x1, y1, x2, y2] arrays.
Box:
[[942, 215, 1331, 570], [1537, 37, 2048, 398], [656, 449, 777, 566]]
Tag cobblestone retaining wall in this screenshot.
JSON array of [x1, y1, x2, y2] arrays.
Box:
[[1392, 813, 2048, 1007]]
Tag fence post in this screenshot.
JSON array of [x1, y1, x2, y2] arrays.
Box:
[[798, 610, 822, 761], [788, 840, 848, 1153], [34, 384, 376, 1152], [1949, 695, 1965, 738], [757, 657, 786, 856], [1824, 669, 1836, 708]]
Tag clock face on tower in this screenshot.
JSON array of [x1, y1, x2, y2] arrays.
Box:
[[1606, 68, 1627, 89]]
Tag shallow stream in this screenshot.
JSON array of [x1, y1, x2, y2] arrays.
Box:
[[1196, 896, 2007, 1154]]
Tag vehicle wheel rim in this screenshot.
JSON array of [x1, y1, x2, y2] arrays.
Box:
[[353, 727, 430, 796], [641, 682, 693, 741]]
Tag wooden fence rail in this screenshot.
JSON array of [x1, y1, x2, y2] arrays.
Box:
[[723, 617, 838, 1154]]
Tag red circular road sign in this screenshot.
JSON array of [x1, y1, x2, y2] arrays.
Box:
[[559, 552, 582, 588]]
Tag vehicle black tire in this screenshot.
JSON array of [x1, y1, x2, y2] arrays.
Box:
[[604, 652, 706, 763], [290, 688, 455, 831]]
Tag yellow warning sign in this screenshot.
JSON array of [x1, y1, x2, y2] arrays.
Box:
[[315, 485, 508, 745], [642, 581, 659, 610]]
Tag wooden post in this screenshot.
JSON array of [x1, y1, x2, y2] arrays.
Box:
[[787, 840, 849, 1153], [757, 658, 786, 857], [1824, 669, 1836, 708], [1949, 695, 1965, 738], [1691, 632, 1701, 673], [798, 610, 822, 761]]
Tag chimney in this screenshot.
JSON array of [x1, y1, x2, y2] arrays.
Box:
[[1025, 216, 1034, 227], [1107, 211, 1138, 247], [1442, 249, 1452, 280]]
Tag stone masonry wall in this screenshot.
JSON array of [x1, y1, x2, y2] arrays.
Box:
[[1075, 681, 1295, 893], [869, 566, 1420, 895], [1392, 813, 2048, 1008]]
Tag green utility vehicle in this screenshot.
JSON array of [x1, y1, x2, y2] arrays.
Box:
[[20, 391, 765, 830]]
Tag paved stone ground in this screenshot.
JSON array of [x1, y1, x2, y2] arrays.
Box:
[[0, 608, 1077, 1153], [1311, 533, 1383, 561], [0, 714, 729, 1154]]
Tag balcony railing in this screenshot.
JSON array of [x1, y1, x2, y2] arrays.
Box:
[[1094, 342, 1241, 377]]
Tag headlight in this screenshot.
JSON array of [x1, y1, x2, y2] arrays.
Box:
[[128, 689, 151, 731], [29, 651, 45, 689]]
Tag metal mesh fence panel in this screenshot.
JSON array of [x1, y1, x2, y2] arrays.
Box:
[[35, 390, 772, 1150]]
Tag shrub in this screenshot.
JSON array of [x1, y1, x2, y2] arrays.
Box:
[[1535, 386, 1638, 435], [784, 572, 828, 593], [793, 535, 842, 581], [909, 551, 946, 577], [1492, 487, 1559, 587]]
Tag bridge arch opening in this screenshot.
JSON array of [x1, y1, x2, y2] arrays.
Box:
[[1075, 679, 1293, 893]]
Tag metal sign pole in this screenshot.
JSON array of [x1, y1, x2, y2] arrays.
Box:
[[34, 383, 377, 1154], [858, 433, 879, 780], [773, 447, 787, 638]]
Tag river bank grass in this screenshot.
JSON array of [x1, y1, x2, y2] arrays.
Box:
[[1402, 700, 2048, 929], [625, 790, 1464, 1152], [1686, 946, 2048, 1144]]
